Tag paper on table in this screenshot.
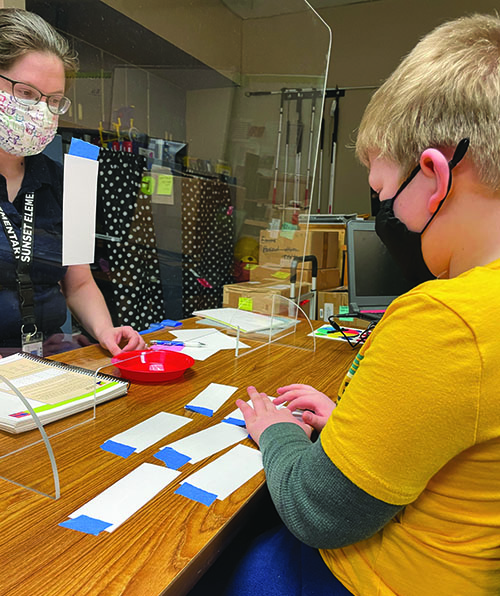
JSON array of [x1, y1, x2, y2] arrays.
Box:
[[177, 444, 263, 501], [308, 324, 364, 343], [100, 412, 192, 456], [67, 463, 180, 533], [185, 382, 238, 416], [62, 153, 99, 265], [160, 329, 250, 361], [171, 329, 250, 350], [155, 422, 248, 467]]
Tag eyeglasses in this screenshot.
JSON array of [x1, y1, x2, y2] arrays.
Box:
[[327, 315, 376, 349], [0, 73, 71, 115]]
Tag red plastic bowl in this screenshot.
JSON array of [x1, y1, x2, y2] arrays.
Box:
[[111, 349, 195, 383]]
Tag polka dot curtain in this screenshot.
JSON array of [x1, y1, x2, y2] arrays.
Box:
[[97, 148, 164, 330], [181, 178, 233, 317]]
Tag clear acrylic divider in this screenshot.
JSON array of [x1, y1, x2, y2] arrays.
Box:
[[0, 354, 101, 499], [233, 294, 316, 359]]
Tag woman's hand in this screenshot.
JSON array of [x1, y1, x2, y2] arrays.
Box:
[[274, 384, 336, 432], [97, 326, 145, 356], [236, 386, 312, 447]]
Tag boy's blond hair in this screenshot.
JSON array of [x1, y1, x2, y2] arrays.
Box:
[[356, 13, 500, 190]]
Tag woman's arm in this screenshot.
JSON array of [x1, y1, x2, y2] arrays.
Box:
[[60, 264, 145, 355]]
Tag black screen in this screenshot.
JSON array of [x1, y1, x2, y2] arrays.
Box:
[[352, 229, 413, 298]]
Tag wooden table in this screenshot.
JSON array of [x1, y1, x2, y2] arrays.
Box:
[[0, 320, 359, 596]]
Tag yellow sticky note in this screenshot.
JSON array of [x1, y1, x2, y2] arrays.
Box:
[[157, 174, 173, 196], [272, 271, 290, 279], [238, 297, 253, 311]]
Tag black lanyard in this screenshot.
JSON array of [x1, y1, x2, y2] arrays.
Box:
[[0, 192, 37, 334]]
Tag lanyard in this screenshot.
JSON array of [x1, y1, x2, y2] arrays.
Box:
[[0, 192, 37, 334]]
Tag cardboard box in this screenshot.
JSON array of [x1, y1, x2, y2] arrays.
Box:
[[223, 280, 311, 315], [298, 223, 346, 271], [317, 287, 349, 322], [246, 263, 340, 291], [259, 230, 339, 269]]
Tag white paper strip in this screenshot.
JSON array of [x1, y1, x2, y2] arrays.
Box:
[[185, 382, 238, 415], [163, 422, 248, 464], [107, 412, 192, 453], [69, 463, 180, 532], [180, 444, 263, 500], [62, 153, 99, 265]]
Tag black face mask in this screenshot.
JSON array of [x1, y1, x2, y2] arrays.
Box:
[[374, 138, 470, 285]]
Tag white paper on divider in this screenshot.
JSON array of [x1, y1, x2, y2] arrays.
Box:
[[69, 463, 180, 532], [163, 422, 248, 464], [180, 444, 263, 500], [185, 382, 238, 415], [107, 412, 192, 453], [62, 153, 99, 265]]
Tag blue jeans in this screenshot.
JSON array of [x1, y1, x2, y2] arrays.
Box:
[[220, 525, 353, 596]]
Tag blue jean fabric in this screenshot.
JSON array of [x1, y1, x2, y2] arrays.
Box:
[[221, 525, 353, 596]]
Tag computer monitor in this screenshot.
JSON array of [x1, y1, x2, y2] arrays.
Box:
[[346, 219, 414, 318]]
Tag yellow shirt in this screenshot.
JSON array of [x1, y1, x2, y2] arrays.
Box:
[[321, 259, 500, 595]]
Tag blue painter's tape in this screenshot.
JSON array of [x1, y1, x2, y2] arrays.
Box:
[[59, 515, 112, 535], [100, 440, 136, 458], [68, 138, 100, 160], [185, 405, 213, 417], [161, 319, 182, 327], [175, 482, 217, 506], [222, 417, 245, 427], [154, 447, 191, 469]]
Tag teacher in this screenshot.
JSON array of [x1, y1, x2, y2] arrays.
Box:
[[0, 8, 145, 356]]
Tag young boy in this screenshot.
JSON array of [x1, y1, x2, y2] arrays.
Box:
[[234, 13, 500, 596]]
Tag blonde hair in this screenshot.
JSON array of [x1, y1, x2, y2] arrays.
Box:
[[356, 13, 500, 190], [0, 8, 78, 77]]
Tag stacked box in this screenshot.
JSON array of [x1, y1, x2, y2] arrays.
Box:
[[258, 230, 338, 269], [246, 263, 340, 291], [317, 287, 349, 321], [223, 280, 311, 315]]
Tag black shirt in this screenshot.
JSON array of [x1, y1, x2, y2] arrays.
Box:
[[0, 153, 68, 347]]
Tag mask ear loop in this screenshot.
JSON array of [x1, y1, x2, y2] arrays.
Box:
[[421, 137, 470, 234]]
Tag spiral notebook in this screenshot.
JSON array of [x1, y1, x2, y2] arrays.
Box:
[[0, 353, 129, 434]]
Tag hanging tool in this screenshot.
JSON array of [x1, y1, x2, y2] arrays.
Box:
[[282, 98, 291, 214], [328, 96, 339, 214], [304, 90, 317, 210], [317, 117, 325, 213], [293, 91, 304, 214], [272, 90, 285, 206]]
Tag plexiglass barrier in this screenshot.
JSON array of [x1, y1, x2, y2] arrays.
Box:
[[0, 1, 331, 495]]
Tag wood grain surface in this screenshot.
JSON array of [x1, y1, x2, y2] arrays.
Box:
[[0, 320, 357, 596]]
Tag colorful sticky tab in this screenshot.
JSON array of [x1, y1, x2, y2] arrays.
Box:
[[175, 483, 217, 507], [68, 138, 100, 160], [154, 447, 192, 469], [100, 440, 137, 458], [59, 515, 112, 535]]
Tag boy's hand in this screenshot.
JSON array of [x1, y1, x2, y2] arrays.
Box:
[[274, 384, 336, 432], [236, 386, 312, 447]]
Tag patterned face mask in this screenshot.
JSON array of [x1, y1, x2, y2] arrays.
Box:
[[0, 91, 58, 157]]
